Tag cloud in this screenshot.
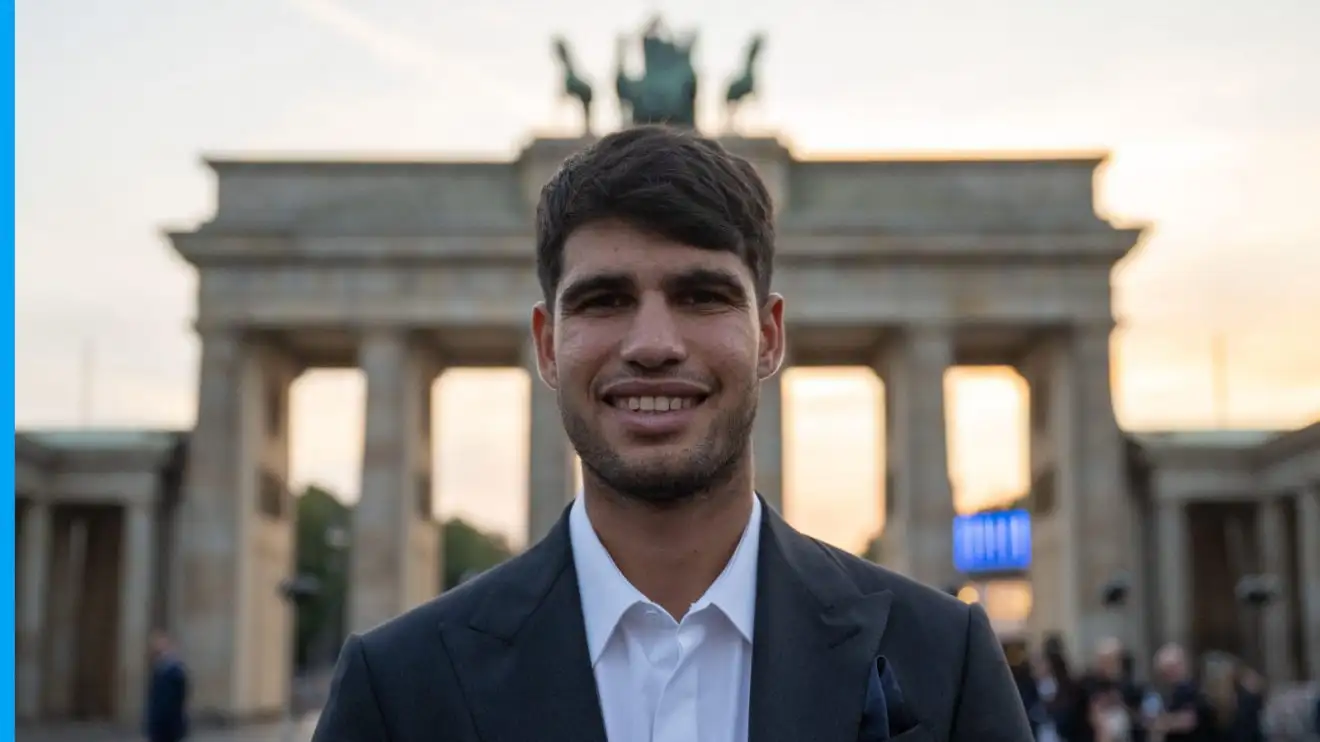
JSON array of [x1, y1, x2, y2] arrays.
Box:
[[284, 0, 534, 118]]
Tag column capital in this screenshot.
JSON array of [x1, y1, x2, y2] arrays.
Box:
[[872, 323, 955, 373], [193, 324, 244, 356], [898, 321, 957, 344], [358, 324, 408, 346], [358, 328, 445, 378]]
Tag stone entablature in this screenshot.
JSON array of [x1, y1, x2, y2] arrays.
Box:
[[191, 139, 1117, 237], [1137, 423, 1320, 501], [16, 431, 184, 505], [169, 138, 1140, 374]]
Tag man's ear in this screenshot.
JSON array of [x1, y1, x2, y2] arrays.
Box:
[[758, 293, 786, 380], [530, 301, 558, 389]]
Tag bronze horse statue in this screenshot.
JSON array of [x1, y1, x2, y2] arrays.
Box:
[[724, 33, 766, 130], [552, 36, 594, 135]]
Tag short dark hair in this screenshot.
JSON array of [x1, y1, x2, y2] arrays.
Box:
[[534, 125, 776, 309]]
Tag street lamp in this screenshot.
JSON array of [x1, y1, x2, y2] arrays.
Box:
[[1235, 574, 1279, 673], [1235, 574, 1279, 608], [278, 575, 321, 742], [1100, 573, 1130, 609]]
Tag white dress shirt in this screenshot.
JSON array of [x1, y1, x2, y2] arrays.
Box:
[[569, 495, 762, 742]]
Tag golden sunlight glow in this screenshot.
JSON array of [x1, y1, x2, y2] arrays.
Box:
[[782, 365, 1028, 552], [983, 580, 1034, 623]]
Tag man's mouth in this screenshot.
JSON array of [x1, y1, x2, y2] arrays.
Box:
[[605, 395, 707, 412]]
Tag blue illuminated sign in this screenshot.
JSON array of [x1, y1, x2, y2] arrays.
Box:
[[952, 509, 1032, 574]]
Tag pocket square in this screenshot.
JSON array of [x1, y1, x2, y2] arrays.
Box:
[[859, 655, 919, 741]]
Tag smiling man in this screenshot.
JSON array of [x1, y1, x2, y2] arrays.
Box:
[[311, 126, 1032, 742]]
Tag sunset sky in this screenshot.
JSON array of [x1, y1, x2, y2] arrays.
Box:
[[16, 0, 1320, 551]]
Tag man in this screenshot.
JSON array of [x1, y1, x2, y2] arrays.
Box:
[[1151, 643, 1211, 742], [143, 630, 188, 742], [1077, 638, 1150, 742], [312, 126, 1031, 742]]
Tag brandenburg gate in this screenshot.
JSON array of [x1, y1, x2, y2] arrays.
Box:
[[165, 133, 1146, 718], [159, 18, 1146, 721]]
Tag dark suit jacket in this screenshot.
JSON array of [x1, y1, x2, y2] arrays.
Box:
[[313, 500, 1032, 742]]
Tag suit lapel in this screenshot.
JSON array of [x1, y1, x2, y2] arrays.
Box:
[[439, 508, 608, 742], [748, 502, 894, 742]]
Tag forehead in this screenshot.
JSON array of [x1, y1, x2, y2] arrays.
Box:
[[559, 220, 751, 286]]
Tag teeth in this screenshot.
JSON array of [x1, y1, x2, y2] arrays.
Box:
[[617, 396, 698, 412]]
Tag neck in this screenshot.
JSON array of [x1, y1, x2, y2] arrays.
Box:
[[582, 469, 755, 620]]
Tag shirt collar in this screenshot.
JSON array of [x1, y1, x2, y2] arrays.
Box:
[[569, 494, 762, 665]]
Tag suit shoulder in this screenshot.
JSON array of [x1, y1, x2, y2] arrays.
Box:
[[354, 549, 535, 656], [811, 538, 971, 617]]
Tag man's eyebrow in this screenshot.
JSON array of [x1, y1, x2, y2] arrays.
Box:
[[664, 268, 749, 299], [558, 272, 635, 308]]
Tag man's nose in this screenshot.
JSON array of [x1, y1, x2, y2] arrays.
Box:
[[619, 294, 686, 369]]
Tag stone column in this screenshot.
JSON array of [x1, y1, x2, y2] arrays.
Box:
[[1063, 325, 1141, 658], [1019, 346, 1069, 651], [177, 329, 245, 717], [116, 499, 155, 723], [753, 369, 785, 514], [177, 329, 300, 721], [525, 338, 576, 546], [352, 328, 441, 633], [879, 325, 956, 589], [1256, 495, 1295, 682], [17, 501, 51, 721], [1017, 325, 1141, 663], [44, 513, 84, 718], [1155, 499, 1192, 650], [1296, 484, 1320, 680]]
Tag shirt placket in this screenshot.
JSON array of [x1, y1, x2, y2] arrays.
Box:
[[650, 613, 706, 742]]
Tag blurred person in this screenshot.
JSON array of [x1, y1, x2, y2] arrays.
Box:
[[1200, 653, 1264, 742], [1039, 638, 1083, 741], [1013, 652, 1054, 740], [1151, 643, 1212, 742], [1079, 638, 1150, 742], [312, 126, 1033, 742], [1021, 650, 1061, 742], [143, 629, 188, 742], [1260, 681, 1320, 742], [1089, 686, 1134, 742]]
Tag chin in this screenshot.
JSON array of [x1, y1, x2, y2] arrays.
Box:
[[588, 440, 743, 504], [607, 429, 709, 458]]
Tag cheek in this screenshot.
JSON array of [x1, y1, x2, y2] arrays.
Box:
[[554, 325, 612, 383], [693, 319, 761, 370]]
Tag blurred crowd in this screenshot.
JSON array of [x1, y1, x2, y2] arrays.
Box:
[[1009, 636, 1320, 742]]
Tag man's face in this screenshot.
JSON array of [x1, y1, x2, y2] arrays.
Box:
[[1094, 643, 1123, 679], [531, 220, 784, 505], [1155, 651, 1186, 684]]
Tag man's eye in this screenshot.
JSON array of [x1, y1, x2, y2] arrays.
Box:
[[581, 294, 630, 309], [681, 290, 726, 306]]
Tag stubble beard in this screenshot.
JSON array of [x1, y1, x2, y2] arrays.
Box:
[[561, 378, 759, 508]]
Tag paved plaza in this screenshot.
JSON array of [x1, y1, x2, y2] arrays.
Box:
[[16, 714, 320, 742]]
